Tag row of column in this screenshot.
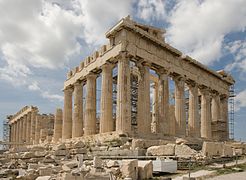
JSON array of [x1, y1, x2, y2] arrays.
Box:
[[10, 110, 37, 146], [60, 53, 229, 140]]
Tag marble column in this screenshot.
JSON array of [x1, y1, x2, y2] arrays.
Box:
[[116, 54, 131, 134], [137, 63, 151, 134], [221, 95, 229, 140], [100, 63, 113, 133], [17, 120, 20, 144], [212, 94, 220, 122], [20, 117, 24, 143], [30, 110, 37, 144], [188, 83, 199, 137], [22, 116, 27, 142], [13, 122, 17, 145], [26, 113, 31, 143], [84, 73, 97, 135], [34, 114, 41, 144], [72, 82, 83, 138], [200, 88, 212, 139], [157, 71, 170, 135], [174, 77, 186, 136], [62, 87, 73, 139], [53, 108, 63, 142], [151, 82, 158, 133]]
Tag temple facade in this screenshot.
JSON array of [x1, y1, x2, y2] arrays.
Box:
[[7, 17, 234, 146]]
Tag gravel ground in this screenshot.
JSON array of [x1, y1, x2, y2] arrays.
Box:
[[208, 171, 246, 180]]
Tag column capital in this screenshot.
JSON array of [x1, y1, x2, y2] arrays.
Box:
[[86, 72, 97, 80], [186, 79, 197, 88], [156, 68, 169, 76], [64, 86, 73, 93], [172, 74, 185, 83], [101, 62, 114, 70]]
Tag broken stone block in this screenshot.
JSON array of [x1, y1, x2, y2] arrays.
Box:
[[21, 152, 34, 159], [54, 149, 69, 156], [175, 144, 197, 157], [202, 142, 223, 156], [175, 138, 188, 145], [38, 167, 52, 176], [64, 160, 78, 169], [73, 141, 85, 148], [53, 143, 66, 151], [138, 160, 153, 180], [93, 156, 103, 168], [106, 160, 119, 168], [36, 176, 52, 180], [84, 172, 111, 180], [146, 144, 175, 156], [121, 159, 138, 180], [223, 145, 233, 157]]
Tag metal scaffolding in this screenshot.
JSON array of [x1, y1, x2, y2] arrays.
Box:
[[229, 84, 235, 140], [2, 116, 11, 150]]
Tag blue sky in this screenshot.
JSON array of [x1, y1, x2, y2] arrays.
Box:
[[0, 0, 245, 141]]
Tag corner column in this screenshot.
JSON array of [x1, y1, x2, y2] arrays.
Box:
[[84, 73, 97, 135], [137, 63, 151, 134], [72, 82, 83, 138], [200, 88, 212, 139], [100, 63, 113, 133], [30, 109, 37, 144], [62, 87, 73, 139], [174, 76, 186, 136], [53, 108, 63, 142], [157, 70, 170, 135], [220, 95, 229, 140], [188, 83, 199, 137], [26, 112, 31, 143], [116, 53, 131, 134]]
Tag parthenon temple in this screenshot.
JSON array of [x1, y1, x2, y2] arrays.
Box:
[[7, 17, 235, 146]]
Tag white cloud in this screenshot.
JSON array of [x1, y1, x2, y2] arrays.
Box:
[[235, 89, 246, 111], [79, 0, 132, 45], [166, 0, 246, 65], [136, 0, 166, 22], [225, 40, 246, 73]]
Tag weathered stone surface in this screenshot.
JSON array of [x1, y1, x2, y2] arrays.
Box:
[[202, 142, 223, 156], [93, 156, 103, 168], [223, 144, 233, 157], [84, 172, 110, 180], [36, 176, 52, 180], [54, 149, 69, 156], [64, 160, 78, 169], [21, 152, 35, 159], [138, 160, 153, 180], [53, 143, 66, 151], [146, 144, 175, 156], [73, 141, 85, 148], [121, 159, 138, 180], [175, 138, 188, 145], [38, 167, 52, 176], [175, 144, 197, 157], [106, 160, 119, 168]]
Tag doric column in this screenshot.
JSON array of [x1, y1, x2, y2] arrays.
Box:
[[34, 114, 41, 144], [26, 112, 31, 143], [220, 95, 229, 140], [62, 87, 73, 139], [30, 109, 37, 144], [174, 76, 186, 136], [188, 83, 199, 137], [137, 63, 151, 134], [116, 53, 131, 134], [84, 73, 97, 135], [17, 120, 20, 144], [13, 122, 16, 145], [53, 108, 63, 142], [20, 117, 24, 143], [72, 82, 83, 138], [22, 116, 27, 142], [157, 70, 170, 135], [151, 82, 158, 133], [200, 88, 212, 139], [100, 63, 113, 133]]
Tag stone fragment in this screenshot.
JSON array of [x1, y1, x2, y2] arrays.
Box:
[[93, 156, 103, 168], [175, 144, 197, 157], [223, 144, 233, 157], [202, 142, 223, 156], [146, 144, 175, 156], [73, 141, 85, 148], [84, 172, 111, 180], [175, 138, 188, 145], [21, 152, 35, 159], [138, 160, 153, 180], [121, 159, 138, 180], [64, 160, 78, 169], [53, 143, 66, 151], [54, 149, 69, 156], [106, 160, 119, 168], [38, 167, 52, 176], [36, 176, 51, 180]]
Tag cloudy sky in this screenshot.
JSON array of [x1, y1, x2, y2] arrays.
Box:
[[0, 0, 246, 141]]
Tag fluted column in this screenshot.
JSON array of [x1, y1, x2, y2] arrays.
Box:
[[62, 87, 73, 139], [137, 63, 151, 134], [22, 116, 27, 142], [188, 83, 199, 137], [200, 88, 212, 139], [30, 109, 37, 144], [174, 77, 186, 136], [221, 95, 229, 140], [84, 73, 97, 135], [116, 54, 131, 134], [17, 120, 20, 145], [151, 82, 158, 133], [100, 63, 113, 133], [13, 122, 17, 146], [72, 82, 83, 138], [53, 108, 63, 142], [20, 117, 24, 143], [157, 70, 170, 135], [35, 114, 41, 144], [26, 113, 31, 143]]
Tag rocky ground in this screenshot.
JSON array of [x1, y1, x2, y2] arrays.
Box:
[[0, 134, 245, 180]]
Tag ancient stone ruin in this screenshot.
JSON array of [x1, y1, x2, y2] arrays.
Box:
[[2, 17, 244, 180]]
